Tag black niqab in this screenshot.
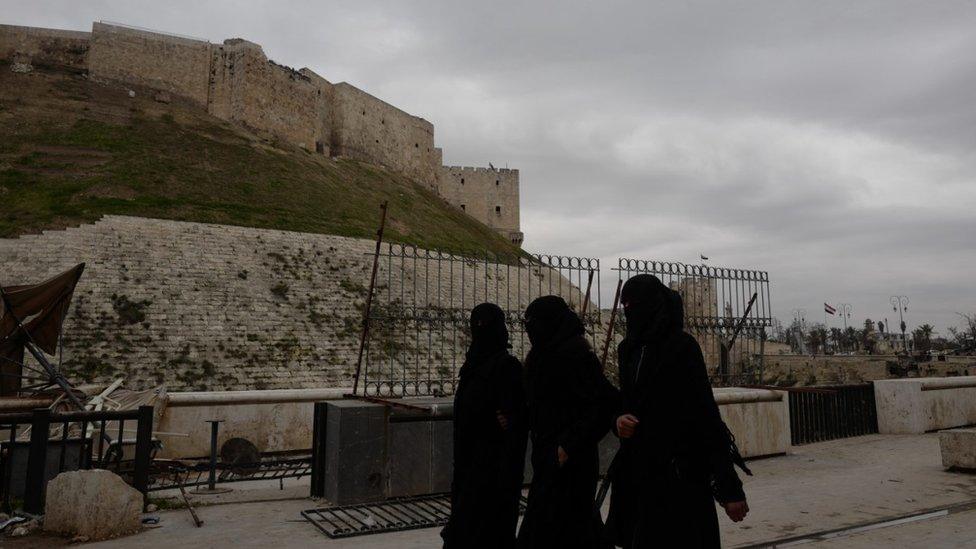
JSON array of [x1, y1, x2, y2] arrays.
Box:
[[523, 295, 583, 351], [620, 274, 684, 357], [467, 302, 510, 360]]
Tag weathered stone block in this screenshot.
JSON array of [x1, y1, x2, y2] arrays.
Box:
[[875, 377, 976, 434], [940, 428, 976, 471], [43, 469, 142, 541]]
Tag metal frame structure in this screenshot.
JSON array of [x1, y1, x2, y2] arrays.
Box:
[[0, 406, 155, 514], [302, 493, 528, 539], [149, 453, 312, 492], [612, 259, 773, 386], [360, 244, 601, 396], [359, 245, 774, 394]]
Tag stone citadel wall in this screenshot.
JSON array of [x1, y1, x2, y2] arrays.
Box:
[[439, 166, 522, 245], [0, 216, 568, 392], [88, 21, 212, 106], [0, 21, 520, 240], [0, 24, 90, 72]]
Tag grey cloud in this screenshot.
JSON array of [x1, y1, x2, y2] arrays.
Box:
[[5, 0, 975, 332]]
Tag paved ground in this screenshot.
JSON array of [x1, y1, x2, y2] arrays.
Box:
[[75, 433, 976, 548]]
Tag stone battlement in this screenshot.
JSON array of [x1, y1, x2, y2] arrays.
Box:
[[442, 165, 519, 175], [0, 20, 523, 243]]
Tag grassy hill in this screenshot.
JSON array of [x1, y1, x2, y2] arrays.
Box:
[[0, 64, 520, 257]]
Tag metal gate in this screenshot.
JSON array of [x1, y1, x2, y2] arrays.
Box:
[[789, 384, 878, 445], [360, 244, 602, 396], [613, 259, 773, 385]]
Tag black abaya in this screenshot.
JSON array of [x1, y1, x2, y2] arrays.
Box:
[[605, 275, 748, 549], [442, 303, 527, 549], [517, 296, 618, 549]]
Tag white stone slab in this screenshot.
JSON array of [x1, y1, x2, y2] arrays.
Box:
[[875, 376, 976, 434]]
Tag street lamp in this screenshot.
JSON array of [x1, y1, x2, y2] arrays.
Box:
[[890, 295, 909, 353], [837, 303, 853, 352], [792, 308, 807, 354]]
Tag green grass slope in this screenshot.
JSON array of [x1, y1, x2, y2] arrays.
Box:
[[0, 65, 520, 257]]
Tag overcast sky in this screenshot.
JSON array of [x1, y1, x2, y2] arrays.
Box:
[[6, 1, 976, 334]]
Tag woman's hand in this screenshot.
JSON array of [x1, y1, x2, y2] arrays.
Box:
[[557, 446, 569, 467], [616, 414, 640, 438], [722, 500, 749, 522], [496, 410, 509, 430]]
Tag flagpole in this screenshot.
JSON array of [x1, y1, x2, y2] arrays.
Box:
[[824, 307, 829, 353]]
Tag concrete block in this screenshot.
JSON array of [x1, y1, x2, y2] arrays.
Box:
[[44, 470, 142, 541], [431, 420, 453, 493], [875, 377, 976, 434], [322, 400, 387, 505], [715, 387, 790, 457], [940, 428, 976, 471], [388, 421, 431, 497]]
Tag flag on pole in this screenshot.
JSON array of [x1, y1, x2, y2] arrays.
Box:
[[824, 303, 836, 315]]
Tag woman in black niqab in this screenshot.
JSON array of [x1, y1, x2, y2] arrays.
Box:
[[517, 296, 617, 549], [605, 275, 750, 549], [442, 303, 527, 549]]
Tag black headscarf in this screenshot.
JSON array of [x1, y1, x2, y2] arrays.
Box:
[[466, 302, 510, 360], [523, 295, 584, 350], [620, 274, 684, 350]]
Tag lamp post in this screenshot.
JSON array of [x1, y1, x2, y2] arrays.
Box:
[[792, 308, 807, 355], [837, 303, 853, 352], [890, 296, 909, 353]]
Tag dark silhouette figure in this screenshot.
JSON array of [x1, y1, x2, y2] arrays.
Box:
[[517, 296, 617, 549], [442, 303, 527, 549], [605, 274, 750, 548]]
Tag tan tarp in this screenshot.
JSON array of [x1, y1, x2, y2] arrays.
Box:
[[0, 264, 85, 396]]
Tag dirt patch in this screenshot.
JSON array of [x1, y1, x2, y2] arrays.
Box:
[[76, 183, 137, 201], [31, 145, 113, 158]]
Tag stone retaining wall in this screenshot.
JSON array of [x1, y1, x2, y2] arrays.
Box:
[[0, 216, 568, 393]]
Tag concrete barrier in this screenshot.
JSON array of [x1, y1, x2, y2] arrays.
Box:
[[714, 387, 790, 458], [158, 388, 348, 458], [158, 386, 790, 463], [874, 376, 976, 434]]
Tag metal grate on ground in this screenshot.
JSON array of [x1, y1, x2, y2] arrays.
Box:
[[302, 493, 528, 538]]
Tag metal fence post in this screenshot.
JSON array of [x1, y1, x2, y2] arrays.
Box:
[[207, 420, 219, 490], [132, 405, 154, 508], [310, 402, 328, 498], [24, 408, 51, 514]]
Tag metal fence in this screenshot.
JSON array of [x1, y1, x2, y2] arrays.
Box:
[[361, 244, 602, 396], [613, 259, 773, 386], [359, 245, 774, 395], [0, 406, 155, 514], [788, 384, 878, 445], [149, 454, 312, 492]]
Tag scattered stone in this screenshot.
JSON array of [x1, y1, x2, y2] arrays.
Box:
[[153, 91, 171, 104], [44, 470, 142, 541], [70, 535, 90, 543], [146, 503, 158, 512], [10, 526, 29, 537], [128, 90, 136, 98], [10, 62, 33, 73]]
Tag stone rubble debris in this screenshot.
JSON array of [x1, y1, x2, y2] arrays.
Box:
[[44, 469, 143, 541]]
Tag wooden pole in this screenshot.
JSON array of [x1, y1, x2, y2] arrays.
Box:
[[599, 279, 624, 370], [351, 202, 388, 395], [579, 270, 595, 318]]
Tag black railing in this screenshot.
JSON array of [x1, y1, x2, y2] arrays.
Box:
[[788, 384, 878, 446], [149, 454, 312, 492], [0, 405, 155, 514]]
